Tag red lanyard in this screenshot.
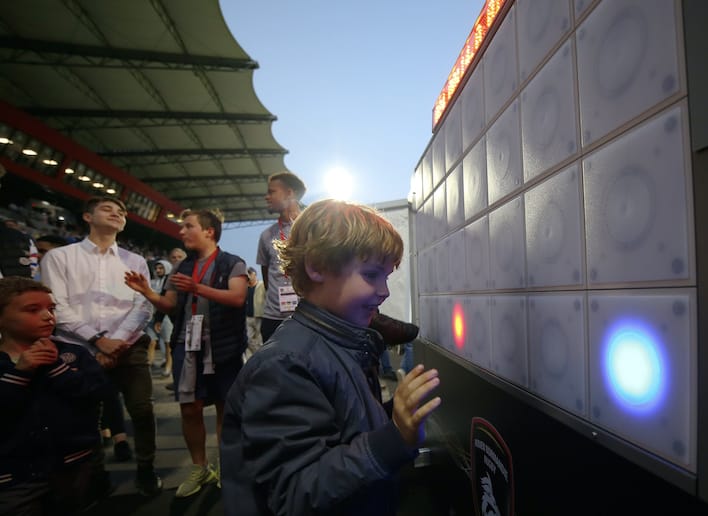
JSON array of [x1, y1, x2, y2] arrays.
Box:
[[191, 248, 219, 315], [278, 218, 289, 241], [277, 220, 290, 278]]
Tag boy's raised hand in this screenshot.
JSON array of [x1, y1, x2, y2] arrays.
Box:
[[124, 270, 151, 295], [392, 365, 441, 447], [16, 338, 59, 371]]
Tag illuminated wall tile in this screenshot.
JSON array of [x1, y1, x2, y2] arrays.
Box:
[[462, 295, 492, 370], [417, 246, 433, 294], [520, 39, 578, 181], [487, 100, 523, 204], [516, 0, 571, 81], [463, 136, 488, 221], [434, 240, 450, 294], [461, 60, 486, 152], [448, 230, 466, 293], [588, 290, 696, 471], [445, 101, 463, 173], [464, 216, 490, 291], [489, 196, 526, 289], [576, 0, 681, 146], [433, 181, 448, 238], [422, 147, 433, 200], [412, 165, 423, 210], [432, 131, 446, 188], [419, 295, 436, 342], [437, 296, 454, 352], [483, 3, 519, 123], [584, 104, 693, 285], [528, 294, 587, 417], [418, 196, 434, 249], [446, 163, 464, 230], [491, 295, 528, 387], [525, 164, 584, 287]]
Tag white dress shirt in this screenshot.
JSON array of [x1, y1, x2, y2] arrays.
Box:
[[41, 237, 153, 349]]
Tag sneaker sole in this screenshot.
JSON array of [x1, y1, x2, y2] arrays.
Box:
[[175, 475, 217, 498]]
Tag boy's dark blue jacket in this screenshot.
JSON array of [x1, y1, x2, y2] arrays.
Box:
[[0, 340, 109, 487], [220, 300, 418, 516]]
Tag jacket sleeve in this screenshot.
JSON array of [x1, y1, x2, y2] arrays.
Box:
[[234, 353, 414, 515], [0, 361, 35, 411]]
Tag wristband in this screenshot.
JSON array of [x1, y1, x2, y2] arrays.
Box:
[[88, 330, 108, 345]]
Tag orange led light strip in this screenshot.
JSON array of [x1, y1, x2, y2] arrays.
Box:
[[432, 0, 506, 130]]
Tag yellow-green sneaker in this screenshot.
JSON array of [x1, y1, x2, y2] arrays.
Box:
[[175, 464, 217, 498]]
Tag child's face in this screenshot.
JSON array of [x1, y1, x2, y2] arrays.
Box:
[[0, 291, 56, 342], [311, 257, 394, 327], [179, 215, 213, 250]]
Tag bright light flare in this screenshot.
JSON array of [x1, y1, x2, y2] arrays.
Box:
[[323, 167, 354, 200]]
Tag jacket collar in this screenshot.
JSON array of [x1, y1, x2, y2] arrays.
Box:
[[293, 300, 385, 357]]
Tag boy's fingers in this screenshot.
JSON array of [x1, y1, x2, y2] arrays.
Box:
[[400, 366, 438, 393], [400, 371, 439, 403], [413, 397, 442, 424]]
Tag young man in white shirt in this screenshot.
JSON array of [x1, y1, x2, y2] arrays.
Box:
[[41, 196, 162, 498], [125, 208, 248, 498]]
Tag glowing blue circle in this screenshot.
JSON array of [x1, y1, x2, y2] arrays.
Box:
[[604, 323, 664, 412]]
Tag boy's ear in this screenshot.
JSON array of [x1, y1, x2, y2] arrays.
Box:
[[305, 259, 324, 283], [82, 212, 92, 224]]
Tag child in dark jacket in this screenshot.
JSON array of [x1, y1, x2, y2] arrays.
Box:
[[221, 199, 442, 516], [0, 276, 110, 515]]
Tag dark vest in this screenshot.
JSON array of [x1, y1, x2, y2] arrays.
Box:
[[170, 250, 247, 365]]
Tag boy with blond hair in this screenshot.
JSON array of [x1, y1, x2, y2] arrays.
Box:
[[221, 199, 441, 516], [0, 277, 109, 514]]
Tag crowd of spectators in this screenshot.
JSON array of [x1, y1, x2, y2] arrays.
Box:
[[0, 202, 171, 262]]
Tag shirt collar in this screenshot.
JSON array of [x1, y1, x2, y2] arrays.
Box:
[[80, 237, 119, 255]]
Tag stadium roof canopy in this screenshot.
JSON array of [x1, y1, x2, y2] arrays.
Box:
[[0, 0, 288, 224]]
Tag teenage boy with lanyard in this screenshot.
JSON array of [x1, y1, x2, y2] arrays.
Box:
[[125, 208, 248, 498]]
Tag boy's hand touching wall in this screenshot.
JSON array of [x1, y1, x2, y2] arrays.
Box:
[[392, 365, 441, 446]]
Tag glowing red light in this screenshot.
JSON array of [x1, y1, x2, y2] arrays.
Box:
[[452, 303, 466, 349]]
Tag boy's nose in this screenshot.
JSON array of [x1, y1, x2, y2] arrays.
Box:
[[378, 281, 390, 299]]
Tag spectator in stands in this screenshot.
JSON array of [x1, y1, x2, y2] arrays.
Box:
[[257, 171, 307, 342], [220, 199, 441, 516], [0, 276, 110, 515], [125, 208, 248, 498], [35, 235, 68, 263], [168, 247, 187, 266], [145, 259, 172, 376], [0, 218, 38, 279], [242, 266, 265, 362], [33, 234, 68, 281], [155, 247, 187, 387], [41, 196, 162, 498]]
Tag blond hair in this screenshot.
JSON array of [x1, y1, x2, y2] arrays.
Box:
[[276, 199, 403, 296]]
